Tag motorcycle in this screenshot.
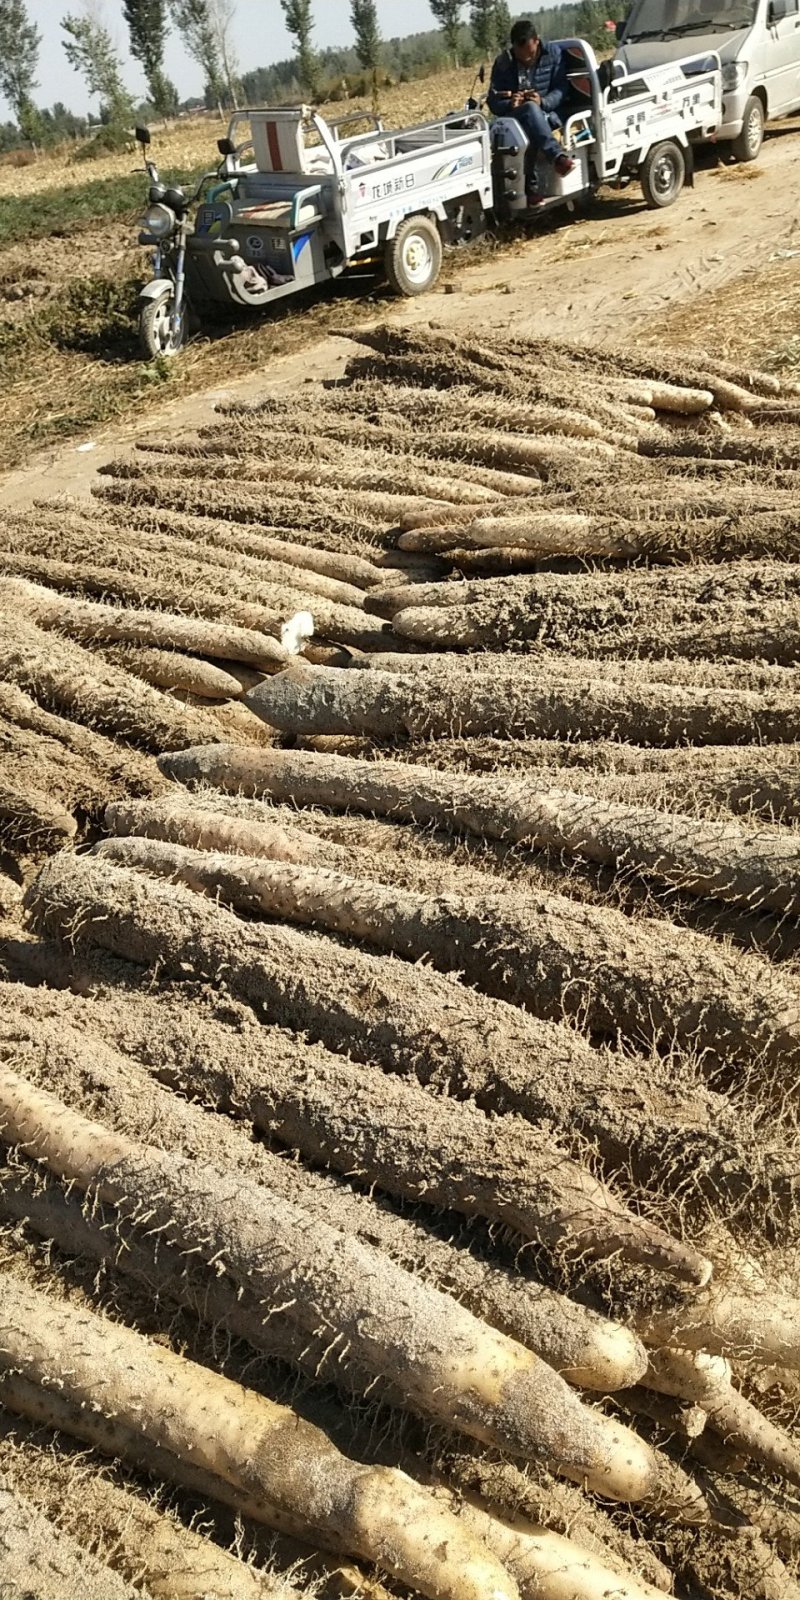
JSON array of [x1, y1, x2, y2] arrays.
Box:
[[134, 125, 237, 359]]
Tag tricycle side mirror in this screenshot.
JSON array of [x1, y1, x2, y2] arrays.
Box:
[[136, 125, 151, 147], [217, 136, 236, 156], [615, 18, 626, 41]]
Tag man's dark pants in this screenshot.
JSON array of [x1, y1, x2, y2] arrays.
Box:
[[512, 100, 564, 166]]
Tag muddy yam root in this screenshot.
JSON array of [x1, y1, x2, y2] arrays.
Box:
[[0, 1487, 139, 1600], [0, 612, 223, 752], [161, 746, 800, 917], [0, 984, 649, 1393], [0, 1272, 518, 1600], [245, 661, 800, 747], [0, 1066, 675, 1504], [3, 577, 290, 671], [0, 1417, 303, 1600], [99, 794, 800, 1074], [24, 851, 713, 1289]]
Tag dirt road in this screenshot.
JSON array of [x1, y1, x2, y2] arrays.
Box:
[[5, 121, 799, 510]]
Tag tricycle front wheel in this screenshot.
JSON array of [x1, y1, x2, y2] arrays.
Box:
[[139, 290, 187, 359], [640, 141, 686, 209]]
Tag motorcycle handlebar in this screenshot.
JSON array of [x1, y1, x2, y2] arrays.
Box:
[[190, 169, 227, 203]]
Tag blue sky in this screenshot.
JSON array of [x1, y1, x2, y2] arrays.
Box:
[[10, 1, 458, 118]]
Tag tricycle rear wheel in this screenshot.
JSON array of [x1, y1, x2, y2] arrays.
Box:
[[139, 290, 187, 359], [386, 215, 443, 297], [640, 141, 686, 209]]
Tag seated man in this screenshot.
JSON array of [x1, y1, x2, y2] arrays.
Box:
[[488, 18, 576, 203]]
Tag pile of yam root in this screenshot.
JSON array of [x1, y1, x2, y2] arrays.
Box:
[[0, 323, 799, 1600]]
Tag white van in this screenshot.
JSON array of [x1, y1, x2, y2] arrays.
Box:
[[615, 0, 800, 161]]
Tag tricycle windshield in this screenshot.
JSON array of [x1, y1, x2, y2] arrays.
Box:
[[623, 0, 757, 40]]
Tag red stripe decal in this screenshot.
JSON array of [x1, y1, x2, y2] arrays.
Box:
[[267, 121, 283, 171]]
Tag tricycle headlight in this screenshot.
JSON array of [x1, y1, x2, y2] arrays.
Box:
[[142, 202, 175, 238], [721, 61, 748, 91]]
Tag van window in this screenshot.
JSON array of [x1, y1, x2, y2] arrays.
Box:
[[623, 0, 757, 41]]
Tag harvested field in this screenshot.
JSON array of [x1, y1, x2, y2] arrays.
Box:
[[1, 324, 800, 1600]]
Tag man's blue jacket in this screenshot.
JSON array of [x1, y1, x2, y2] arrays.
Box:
[[487, 42, 571, 117]]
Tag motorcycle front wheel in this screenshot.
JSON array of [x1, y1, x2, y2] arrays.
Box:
[[139, 290, 187, 359]]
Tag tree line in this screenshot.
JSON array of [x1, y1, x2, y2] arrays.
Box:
[[0, 0, 622, 154]]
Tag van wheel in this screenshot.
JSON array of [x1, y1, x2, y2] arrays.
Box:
[[731, 96, 764, 162], [640, 140, 686, 208], [386, 215, 443, 296]]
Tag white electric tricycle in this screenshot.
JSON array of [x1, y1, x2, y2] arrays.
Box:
[[135, 38, 723, 356]]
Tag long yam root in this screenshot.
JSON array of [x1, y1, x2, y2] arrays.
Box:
[[24, 852, 713, 1289], [0, 1067, 680, 1501], [161, 745, 800, 921], [0, 1272, 520, 1600]]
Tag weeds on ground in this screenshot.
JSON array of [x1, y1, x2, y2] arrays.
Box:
[[0, 167, 205, 248], [0, 263, 396, 471]]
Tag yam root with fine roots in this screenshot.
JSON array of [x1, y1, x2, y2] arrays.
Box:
[[36, 842, 677, 1274], [2, 577, 290, 671], [454, 1497, 669, 1600], [0, 1415, 305, 1600], [0, 1159, 647, 1449], [12, 499, 369, 613], [129, 445, 505, 507], [0, 1066, 688, 1506], [105, 794, 322, 864], [161, 745, 800, 919], [0, 1191, 662, 1591], [430, 1439, 675, 1593], [308, 724, 800, 823], [0, 527, 394, 655], [645, 1348, 800, 1486], [182, 429, 544, 500], [0, 1273, 520, 1600], [636, 1256, 800, 1368], [0, 782, 77, 851], [0, 1346, 682, 1600], [65, 496, 390, 588], [93, 468, 483, 543], [386, 561, 800, 662], [23, 852, 713, 1289], [0, 986, 649, 1393], [396, 513, 643, 560], [98, 643, 251, 701], [0, 1486, 140, 1600], [96, 816, 800, 1126], [245, 659, 800, 747], [0, 611, 223, 753], [0, 682, 165, 811], [347, 648, 800, 696]]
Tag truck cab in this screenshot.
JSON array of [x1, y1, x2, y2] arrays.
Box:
[[615, 0, 800, 160]]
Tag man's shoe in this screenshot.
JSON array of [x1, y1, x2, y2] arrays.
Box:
[[526, 190, 545, 207], [554, 153, 576, 177]]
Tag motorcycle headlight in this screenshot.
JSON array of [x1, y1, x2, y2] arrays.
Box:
[[722, 61, 748, 91], [142, 202, 175, 238]]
